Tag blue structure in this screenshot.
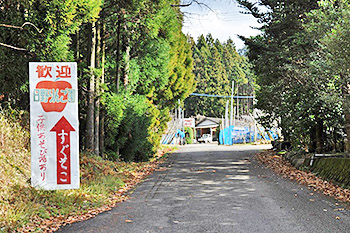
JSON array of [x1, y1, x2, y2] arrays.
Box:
[[219, 126, 278, 145]]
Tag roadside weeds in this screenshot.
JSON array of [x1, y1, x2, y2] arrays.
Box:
[[8, 146, 175, 233]]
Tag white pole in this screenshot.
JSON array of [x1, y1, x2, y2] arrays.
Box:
[[178, 99, 181, 144], [230, 80, 234, 127], [233, 104, 236, 127], [174, 107, 177, 123], [237, 85, 239, 119], [182, 109, 185, 132], [221, 115, 225, 145], [225, 100, 229, 129], [221, 115, 224, 130], [253, 98, 257, 142]]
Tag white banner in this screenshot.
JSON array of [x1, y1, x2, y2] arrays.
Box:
[[184, 118, 195, 128], [29, 62, 79, 190]]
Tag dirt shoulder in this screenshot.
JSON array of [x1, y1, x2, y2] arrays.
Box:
[[256, 150, 350, 205]]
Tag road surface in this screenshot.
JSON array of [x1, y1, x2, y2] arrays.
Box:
[[59, 144, 350, 233]]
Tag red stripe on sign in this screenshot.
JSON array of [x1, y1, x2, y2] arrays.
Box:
[[50, 116, 75, 185]]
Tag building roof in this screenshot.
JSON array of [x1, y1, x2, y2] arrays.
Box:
[[195, 117, 220, 129]]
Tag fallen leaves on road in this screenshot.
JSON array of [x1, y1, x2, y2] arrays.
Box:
[[256, 150, 350, 206]]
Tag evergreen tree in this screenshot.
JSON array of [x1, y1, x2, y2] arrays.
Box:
[[237, 0, 343, 152], [185, 34, 249, 117], [0, 0, 196, 161]]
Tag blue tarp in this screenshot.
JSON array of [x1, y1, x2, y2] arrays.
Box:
[[176, 129, 185, 139], [219, 126, 278, 145]]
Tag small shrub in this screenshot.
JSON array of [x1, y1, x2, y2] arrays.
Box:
[[184, 126, 194, 144], [104, 94, 169, 162]]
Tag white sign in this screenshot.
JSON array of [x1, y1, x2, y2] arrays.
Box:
[[184, 118, 195, 128], [29, 62, 79, 190]]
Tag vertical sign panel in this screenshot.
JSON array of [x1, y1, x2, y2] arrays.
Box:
[[29, 62, 79, 190]]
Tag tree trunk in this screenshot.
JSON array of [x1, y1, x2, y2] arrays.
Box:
[[344, 108, 350, 157], [94, 20, 101, 156], [76, 29, 81, 78], [116, 14, 122, 93], [75, 29, 80, 61], [123, 44, 130, 89], [86, 22, 96, 152], [99, 22, 106, 157], [315, 115, 324, 154], [332, 128, 337, 152], [122, 21, 130, 89], [341, 73, 350, 157], [309, 125, 316, 153]]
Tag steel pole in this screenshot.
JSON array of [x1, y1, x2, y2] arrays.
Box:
[[230, 81, 234, 127]]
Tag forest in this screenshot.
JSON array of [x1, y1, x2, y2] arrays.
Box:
[[3, 0, 350, 157], [4, 0, 350, 231], [238, 0, 350, 155], [0, 0, 196, 162], [184, 34, 255, 118]]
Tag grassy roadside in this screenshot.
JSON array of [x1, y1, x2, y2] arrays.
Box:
[[0, 111, 176, 232]]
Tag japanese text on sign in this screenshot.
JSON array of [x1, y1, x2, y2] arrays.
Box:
[[30, 62, 79, 190]]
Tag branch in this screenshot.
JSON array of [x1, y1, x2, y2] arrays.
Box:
[[0, 42, 26, 51], [173, 0, 216, 17], [171, 0, 212, 11], [171, 2, 192, 7], [0, 22, 43, 33]]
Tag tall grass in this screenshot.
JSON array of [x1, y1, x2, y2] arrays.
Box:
[[0, 109, 31, 230]]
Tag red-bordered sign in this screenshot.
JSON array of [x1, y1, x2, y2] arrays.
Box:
[[30, 62, 79, 190]]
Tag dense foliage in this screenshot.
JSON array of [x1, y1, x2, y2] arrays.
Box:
[[184, 34, 253, 117], [0, 0, 195, 161], [238, 0, 350, 154]]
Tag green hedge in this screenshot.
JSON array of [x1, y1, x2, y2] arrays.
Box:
[[311, 158, 350, 188], [184, 126, 194, 144], [103, 93, 168, 162]]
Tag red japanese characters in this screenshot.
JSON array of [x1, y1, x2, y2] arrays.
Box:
[[51, 116, 75, 185]]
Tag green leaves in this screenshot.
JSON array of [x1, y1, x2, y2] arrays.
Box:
[[1, 0, 195, 161], [238, 0, 348, 151]]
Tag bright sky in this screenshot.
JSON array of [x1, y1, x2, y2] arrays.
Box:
[[181, 0, 261, 49]]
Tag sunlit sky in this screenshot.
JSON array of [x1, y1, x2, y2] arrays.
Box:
[[180, 0, 261, 49]]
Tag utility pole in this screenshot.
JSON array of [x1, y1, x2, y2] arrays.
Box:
[[230, 81, 234, 127], [182, 109, 185, 138], [174, 107, 177, 124], [178, 99, 181, 145], [221, 115, 224, 131], [233, 107, 236, 128], [221, 115, 225, 145], [253, 98, 257, 142], [225, 100, 229, 129], [237, 85, 239, 119]]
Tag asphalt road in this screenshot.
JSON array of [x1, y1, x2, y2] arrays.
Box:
[[59, 144, 350, 233]]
